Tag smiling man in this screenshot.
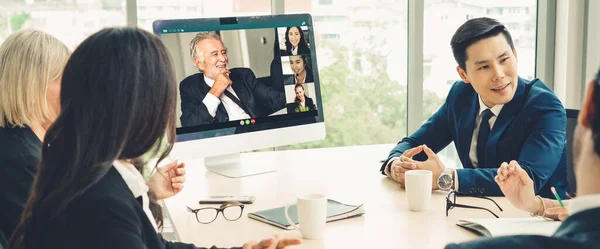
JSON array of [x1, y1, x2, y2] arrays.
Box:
[[381, 17, 569, 198], [179, 31, 285, 126]]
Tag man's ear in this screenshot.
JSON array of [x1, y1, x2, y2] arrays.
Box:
[[193, 57, 204, 72], [456, 66, 470, 84], [580, 80, 597, 128]]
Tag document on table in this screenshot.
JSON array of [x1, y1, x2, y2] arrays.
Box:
[[457, 217, 561, 237]]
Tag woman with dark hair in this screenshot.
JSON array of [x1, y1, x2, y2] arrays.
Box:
[[287, 55, 314, 84], [281, 26, 310, 56], [9, 27, 300, 249], [288, 84, 316, 113]]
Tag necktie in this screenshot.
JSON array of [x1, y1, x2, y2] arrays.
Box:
[[477, 109, 494, 167], [222, 90, 255, 118]]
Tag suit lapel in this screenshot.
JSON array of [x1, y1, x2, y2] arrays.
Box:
[[485, 78, 527, 168], [229, 71, 256, 117], [457, 88, 479, 169], [198, 74, 229, 119]]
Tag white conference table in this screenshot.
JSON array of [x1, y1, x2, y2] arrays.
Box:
[[163, 144, 530, 249]]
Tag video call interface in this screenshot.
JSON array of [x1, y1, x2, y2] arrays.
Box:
[[159, 25, 319, 133]]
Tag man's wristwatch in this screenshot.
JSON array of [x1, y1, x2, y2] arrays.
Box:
[[437, 168, 454, 190]]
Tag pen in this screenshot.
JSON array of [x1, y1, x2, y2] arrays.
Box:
[[551, 187, 565, 207]]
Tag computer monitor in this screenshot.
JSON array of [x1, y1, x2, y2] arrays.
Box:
[[153, 14, 325, 178]]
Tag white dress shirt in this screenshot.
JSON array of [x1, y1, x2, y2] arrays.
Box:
[[385, 96, 504, 191], [201, 76, 251, 121], [568, 194, 600, 216], [291, 46, 298, 55], [113, 160, 158, 232]]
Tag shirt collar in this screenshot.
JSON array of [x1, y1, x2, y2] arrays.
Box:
[[478, 95, 504, 117], [204, 75, 215, 87], [568, 194, 600, 216], [112, 160, 149, 198]]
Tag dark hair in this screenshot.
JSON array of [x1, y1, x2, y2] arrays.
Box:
[[592, 68, 600, 155], [290, 54, 312, 72], [10, 27, 177, 249], [285, 26, 309, 53], [450, 17, 514, 71]]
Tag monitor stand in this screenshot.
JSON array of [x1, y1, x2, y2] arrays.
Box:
[[204, 153, 277, 178]]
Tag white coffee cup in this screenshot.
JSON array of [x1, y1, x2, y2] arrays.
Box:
[[284, 193, 327, 240], [405, 170, 432, 211]]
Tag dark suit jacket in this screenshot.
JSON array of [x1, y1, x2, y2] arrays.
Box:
[[0, 125, 40, 243], [39, 166, 239, 249], [283, 71, 315, 85], [286, 97, 316, 113], [179, 68, 285, 127], [381, 77, 569, 198], [280, 46, 310, 56], [445, 207, 600, 249]]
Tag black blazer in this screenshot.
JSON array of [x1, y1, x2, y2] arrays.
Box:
[[283, 71, 315, 85], [445, 207, 600, 249], [39, 166, 239, 249], [0, 125, 40, 242], [286, 97, 316, 113], [179, 68, 285, 127], [280, 46, 310, 56]]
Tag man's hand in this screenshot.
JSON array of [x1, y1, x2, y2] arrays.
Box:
[[147, 160, 186, 200], [242, 235, 302, 249], [390, 145, 424, 187], [495, 160, 538, 213], [411, 145, 446, 190], [208, 68, 232, 98]]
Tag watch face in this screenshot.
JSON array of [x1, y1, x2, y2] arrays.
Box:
[[438, 174, 453, 189]]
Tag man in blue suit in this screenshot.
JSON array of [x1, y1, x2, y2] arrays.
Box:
[[381, 17, 569, 198], [444, 70, 600, 249]]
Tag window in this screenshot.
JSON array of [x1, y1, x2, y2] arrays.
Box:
[[137, 0, 271, 32], [286, 0, 409, 149], [509, 7, 520, 14], [0, 1, 126, 50]]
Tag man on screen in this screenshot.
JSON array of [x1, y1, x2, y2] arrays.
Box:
[[179, 32, 285, 126]]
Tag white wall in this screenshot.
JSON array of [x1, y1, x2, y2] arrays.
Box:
[[585, 0, 600, 83], [553, 0, 585, 109]]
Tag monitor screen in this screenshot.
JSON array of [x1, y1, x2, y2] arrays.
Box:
[[153, 14, 324, 143]]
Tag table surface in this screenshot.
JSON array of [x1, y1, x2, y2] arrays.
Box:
[[163, 144, 529, 249]]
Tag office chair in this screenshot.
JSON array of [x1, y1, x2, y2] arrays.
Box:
[[566, 109, 579, 195]]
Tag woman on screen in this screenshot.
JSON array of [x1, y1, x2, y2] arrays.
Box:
[[281, 26, 310, 56], [288, 84, 316, 113], [9, 27, 300, 249], [288, 55, 314, 84]]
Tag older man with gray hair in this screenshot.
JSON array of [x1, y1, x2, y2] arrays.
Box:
[[179, 31, 285, 126]]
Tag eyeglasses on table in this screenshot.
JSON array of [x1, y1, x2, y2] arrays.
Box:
[[446, 190, 503, 218], [187, 201, 245, 224]]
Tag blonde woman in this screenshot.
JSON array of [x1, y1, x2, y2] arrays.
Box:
[[0, 30, 69, 243]]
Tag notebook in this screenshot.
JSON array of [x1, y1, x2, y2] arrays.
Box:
[[457, 217, 562, 237], [248, 199, 365, 230]]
